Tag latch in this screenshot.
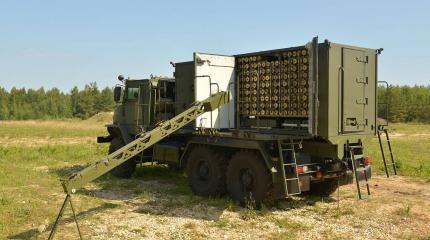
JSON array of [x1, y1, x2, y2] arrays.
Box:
[[355, 56, 368, 63], [356, 77, 368, 84], [346, 118, 366, 128], [356, 98, 368, 105], [346, 118, 357, 126]]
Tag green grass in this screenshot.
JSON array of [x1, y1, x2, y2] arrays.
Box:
[[364, 123, 430, 177], [0, 120, 429, 238], [0, 119, 106, 138]]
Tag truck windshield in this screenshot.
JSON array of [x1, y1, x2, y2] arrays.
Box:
[[126, 87, 139, 100]]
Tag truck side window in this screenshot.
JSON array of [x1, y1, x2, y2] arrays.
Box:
[[126, 87, 139, 100]]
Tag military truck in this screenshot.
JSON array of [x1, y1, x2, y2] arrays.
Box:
[[93, 37, 379, 205], [50, 37, 387, 239]]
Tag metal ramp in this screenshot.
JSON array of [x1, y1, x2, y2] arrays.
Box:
[[277, 139, 301, 196], [377, 127, 397, 178], [48, 91, 230, 240], [346, 143, 371, 200]]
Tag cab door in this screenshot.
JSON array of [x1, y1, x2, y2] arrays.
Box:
[[341, 48, 368, 133], [122, 84, 140, 134]]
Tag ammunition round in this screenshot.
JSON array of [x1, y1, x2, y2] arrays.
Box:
[[291, 66, 297, 72], [301, 49, 307, 56]]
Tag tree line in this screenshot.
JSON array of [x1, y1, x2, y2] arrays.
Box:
[[378, 85, 430, 123], [0, 82, 115, 120], [0, 84, 429, 122]]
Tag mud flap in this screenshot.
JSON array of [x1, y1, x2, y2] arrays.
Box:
[[339, 165, 371, 186]]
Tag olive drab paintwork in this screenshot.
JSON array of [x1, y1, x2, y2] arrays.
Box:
[[50, 37, 381, 239], [114, 77, 176, 135], [316, 42, 378, 157]]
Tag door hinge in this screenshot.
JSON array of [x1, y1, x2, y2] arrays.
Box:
[[356, 98, 368, 105]]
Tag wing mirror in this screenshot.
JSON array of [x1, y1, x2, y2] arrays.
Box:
[[114, 86, 122, 102]]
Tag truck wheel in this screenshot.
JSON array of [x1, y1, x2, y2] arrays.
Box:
[[226, 151, 271, 207], [309, 178, 339, 197], [186, 146, 227, 197], [109, 137, 137, 178]]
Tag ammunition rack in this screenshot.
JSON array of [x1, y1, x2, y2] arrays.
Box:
[[236, 47, 310, 118]]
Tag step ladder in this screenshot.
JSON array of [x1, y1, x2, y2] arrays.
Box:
[[377, 127, 397, 177], [277, 139, 301, 196], [346, 143, 371, 200]]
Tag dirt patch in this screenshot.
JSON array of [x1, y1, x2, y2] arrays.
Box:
[[40, 175, 430, 240]]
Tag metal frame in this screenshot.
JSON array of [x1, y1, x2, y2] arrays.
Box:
[[234, 37, 319, 137]]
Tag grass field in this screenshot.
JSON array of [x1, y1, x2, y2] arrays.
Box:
[[0, 117, 429, 239], [365, 123, 430, 177]]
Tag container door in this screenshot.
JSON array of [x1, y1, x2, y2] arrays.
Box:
[[194, 53, 235, 129], [342, 48, 368, 133]]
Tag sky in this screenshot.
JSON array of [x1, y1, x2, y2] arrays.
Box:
[[0, 0, 429, 91]]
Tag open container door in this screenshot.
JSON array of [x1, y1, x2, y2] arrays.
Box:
[[194, 53, 235, 129]]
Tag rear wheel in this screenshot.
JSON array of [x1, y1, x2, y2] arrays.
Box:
[[226, 151, 271, 207], [109, 137, 137, 178], [309, 178, 339, 196], [186, 146, 228, 197]]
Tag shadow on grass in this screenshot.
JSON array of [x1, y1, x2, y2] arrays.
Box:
[[46, 163, 339, 224], [49, 164, 88, 178], [7, 202, 119, 239]]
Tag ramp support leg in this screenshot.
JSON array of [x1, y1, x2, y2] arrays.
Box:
[[48, 194, 83, 240]]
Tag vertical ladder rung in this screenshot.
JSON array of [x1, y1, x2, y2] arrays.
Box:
[[278, 139, 302, 197], [348, 145, 371, 200], [283, 163, 297, 166]]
